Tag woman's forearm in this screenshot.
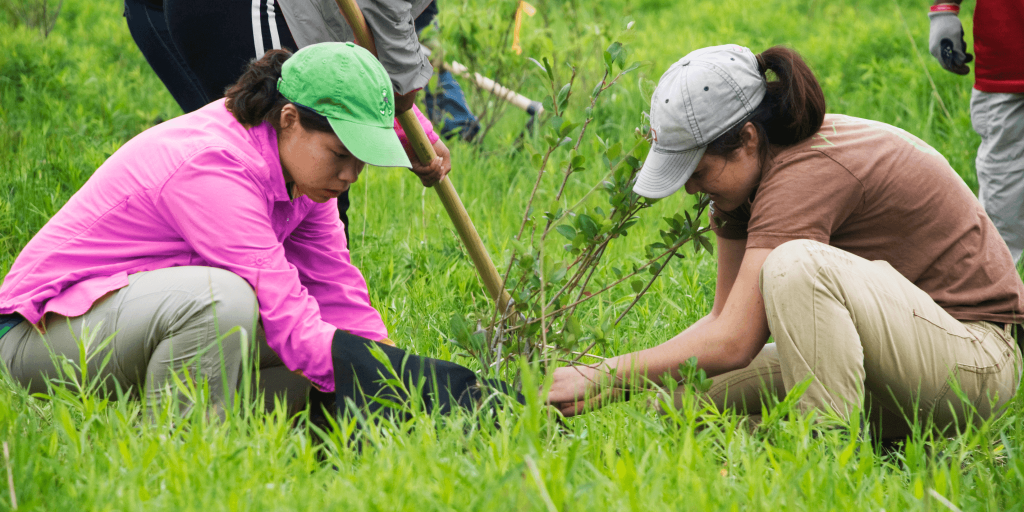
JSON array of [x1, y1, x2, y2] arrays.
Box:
[[597, 313, 746, 388]]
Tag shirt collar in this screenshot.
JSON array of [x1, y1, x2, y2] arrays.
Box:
[[250, 120, 291, 203]]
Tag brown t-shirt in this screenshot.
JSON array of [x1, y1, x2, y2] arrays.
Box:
[[712, 114, 1024, 323]]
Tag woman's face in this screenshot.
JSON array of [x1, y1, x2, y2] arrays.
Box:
[[277, 104, 365, 203], [683, 122, 762, 212]]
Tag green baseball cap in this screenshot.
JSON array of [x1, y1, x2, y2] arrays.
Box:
[[277, 42, 412, 169]]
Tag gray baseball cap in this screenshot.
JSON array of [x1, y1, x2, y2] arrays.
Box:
[[634, 45, 767, 199]]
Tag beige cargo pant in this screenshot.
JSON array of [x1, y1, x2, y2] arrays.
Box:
[[697, 240, 1021, 437], [0, 266, 311, 419]]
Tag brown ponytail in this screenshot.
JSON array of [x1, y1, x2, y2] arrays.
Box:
[[706, 46, 826, 164], [224, 49, 333, 133]]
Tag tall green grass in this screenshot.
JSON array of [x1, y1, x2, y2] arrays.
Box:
[[4, 0, 1023, 510]]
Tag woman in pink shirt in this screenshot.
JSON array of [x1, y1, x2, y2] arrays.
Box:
[[0, 42, 445, 417]]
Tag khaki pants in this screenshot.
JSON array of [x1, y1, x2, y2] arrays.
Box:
[[700, 240, 1021, 437], [0, 266, 310, 418]]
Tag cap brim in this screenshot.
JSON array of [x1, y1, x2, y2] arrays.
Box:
[[328, 118, 412, 169], [632, 145, 705, 199]]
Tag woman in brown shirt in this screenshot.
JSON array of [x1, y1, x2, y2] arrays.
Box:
[[546, 44, 1024, 438]]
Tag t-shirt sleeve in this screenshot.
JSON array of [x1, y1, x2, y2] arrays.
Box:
[[745, 152, 864, 249], [282, 199, 388, 343], [357, 0, 434, 95], [153, 148, 338, 392]]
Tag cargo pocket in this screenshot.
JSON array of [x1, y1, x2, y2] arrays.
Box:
[[917, 315, 1015, 430]]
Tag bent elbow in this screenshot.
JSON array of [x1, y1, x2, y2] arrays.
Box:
[[720, 336, 763, 372]]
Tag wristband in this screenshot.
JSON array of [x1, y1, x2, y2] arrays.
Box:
[[929, 4, 959, 13]]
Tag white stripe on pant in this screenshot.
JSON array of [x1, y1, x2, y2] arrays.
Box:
[[251, 0, 283, 59]]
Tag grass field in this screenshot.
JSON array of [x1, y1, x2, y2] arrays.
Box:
[[3, 0, 1024, 510]]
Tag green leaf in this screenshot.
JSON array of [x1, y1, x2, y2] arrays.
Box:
[[510, 238, 530, 256], [577, 214, 598, 238], [698, 234, 715, 255], [606, 142, 622, 162], [571, 154, 586, 169], [620, 61, 641, 75], [531, 152, 543, 170], [542, 56, 555, 82], [549, 264, 567, 283], [606, 42, 623, 66], [564, 315, 583, 337], [556, 224, 577, 240], [547, 116, 564, 136], [556, 82, 571, 112], [559, 119, 579, 138], [630, 279, 644, 294]]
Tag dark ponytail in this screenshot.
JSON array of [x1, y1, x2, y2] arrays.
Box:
[[224, 49, 333, 133], [706, 46, 826, 165]]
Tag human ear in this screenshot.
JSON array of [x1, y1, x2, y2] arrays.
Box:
[[740, 122, 759, 155], [279, 103, 299, 131]]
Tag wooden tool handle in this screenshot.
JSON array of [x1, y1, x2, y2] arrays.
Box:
[[334, 0, 378, 56], [335, 0, 512, 313]]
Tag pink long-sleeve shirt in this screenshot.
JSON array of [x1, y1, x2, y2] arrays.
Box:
[[0, 99, 437, 392]]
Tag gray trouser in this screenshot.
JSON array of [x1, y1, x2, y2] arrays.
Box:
[[0, 266, 310, 418], [972, 90, 1024, 263], [672, 240, 1021, 438]]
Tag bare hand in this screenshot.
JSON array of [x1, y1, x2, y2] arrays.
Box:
[[546, 365, 624, 417], [407, 138, 452, 187]]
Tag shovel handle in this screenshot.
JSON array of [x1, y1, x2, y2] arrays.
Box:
[[334, 0, 513, 312]]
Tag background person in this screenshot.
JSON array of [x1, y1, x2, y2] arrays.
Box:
[[122, 0, 468, 243], [546, 45, 1024, 439], [0, 43, 413, 417], [928, 0, 1024, 263]]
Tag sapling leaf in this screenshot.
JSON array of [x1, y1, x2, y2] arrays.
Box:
[[606, 42, 623, 67], [630, 279, 644, 294], [698, 234, 714, 255], [620, 61, 641, 75], [542, 56, 554, 82], [528, 57, 547, 73], [559, 119, 579, 138], [511, 238, 530, 256], [549, 264, 567, 283], [607, 142, 622, 161], [564, 315, 583, 337], [556, 224, 577, 240], [556, 83, 571, 111], [531, 152, 543, 170], [577, 214, 598, 239], [547, 116, 563, 136]]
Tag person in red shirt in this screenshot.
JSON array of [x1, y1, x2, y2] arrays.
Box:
[[929, 0, 1024, 263]]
